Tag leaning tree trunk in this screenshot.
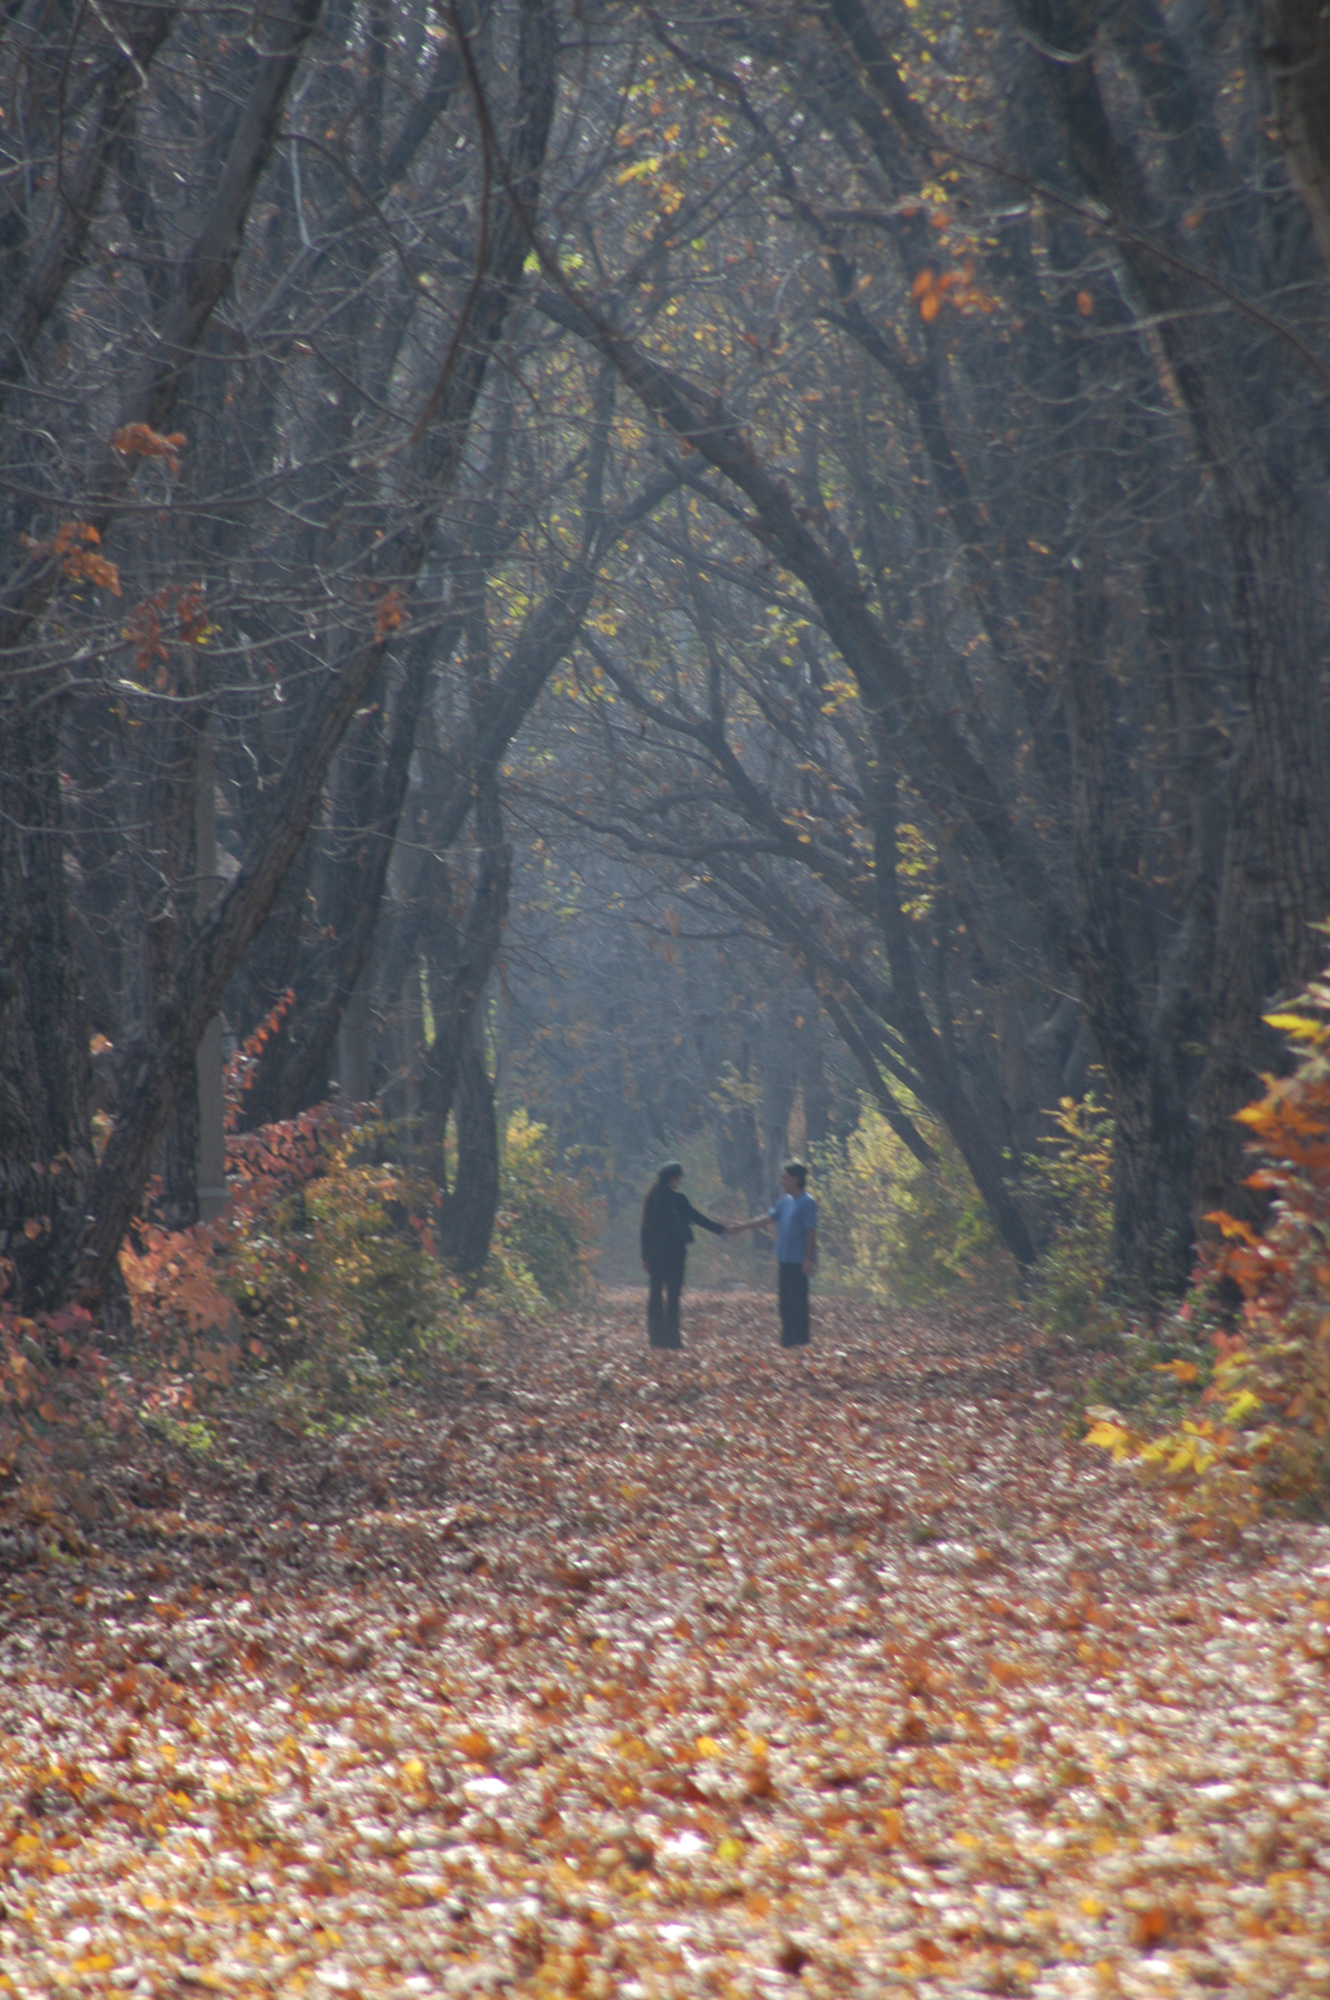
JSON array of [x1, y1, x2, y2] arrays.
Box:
[[239, 369, 632, 1129]]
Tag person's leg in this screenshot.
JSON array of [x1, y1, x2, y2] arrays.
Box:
[[792, 1265, 811, 1346], [664, 1262, 684, 1348], [650, 1262, 684, 1349], [647, 1269, 666, 1346], [778, 1262, 810, 1347]]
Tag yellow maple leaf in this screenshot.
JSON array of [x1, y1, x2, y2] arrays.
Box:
[[1084, 1419, 1136, 1462]]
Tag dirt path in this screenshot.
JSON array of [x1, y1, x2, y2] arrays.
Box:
[[2, 1292, 1329, 1998]]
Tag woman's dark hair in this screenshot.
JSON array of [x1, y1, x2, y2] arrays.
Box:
[[642, 1166, 681, 1237]]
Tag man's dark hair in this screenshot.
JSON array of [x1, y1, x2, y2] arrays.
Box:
[[783, 1160, 807, 1189]]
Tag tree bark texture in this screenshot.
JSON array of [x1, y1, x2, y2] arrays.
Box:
[[1060, 561, 1194, 1300], [437, 1019, 502, 1279], [1259, 0, 1330, 272], [0, 706, 96, 1307], [419, 780, 511, 1183]]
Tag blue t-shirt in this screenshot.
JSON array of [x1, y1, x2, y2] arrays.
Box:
[[769, 1191, 817, 1264]]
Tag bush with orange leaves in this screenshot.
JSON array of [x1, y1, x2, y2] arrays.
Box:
[[1088, 941, 1330, 1517]]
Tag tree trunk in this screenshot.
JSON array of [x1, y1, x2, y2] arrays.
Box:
[[438, 1016, 501, 1278], [0, 0, 330, 1314], [418, 788, 511, 1185], [1011, 0, 1330, 1271], [866, 751, 1037, 1269], [1106, 1066, 1197, 1303], [1059, 558, 1197, 1303], [0, 704, 96, 1309], [239, 382, 654, 1129], [1, 0, 559, 1319], [338, 972, 373, 1107], [238, 628, 458, 1127], [154, 701, 211, 1230], [1192, 497, 1330, 1226], [1260, 1, 1330, 272]]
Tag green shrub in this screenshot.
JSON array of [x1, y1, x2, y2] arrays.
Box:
[[225, 1107, 600, 1405], [1026, 1094, 1114, 1341], [811, 1087, 1121, 1326], [811, 1099, 1015, 1307], [493, 1110, 601, 1305], [297, 1160, 449, 1362], [118, 1090, 602, 1435], [1073, 1302, 1217, 1459], [226, 1121, 453, 1394]]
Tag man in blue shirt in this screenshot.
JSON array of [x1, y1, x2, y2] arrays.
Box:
[[730, 1161, 818, 1348]]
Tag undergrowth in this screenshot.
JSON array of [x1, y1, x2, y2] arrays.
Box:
[[1024, 1093, 1114, 1343], [0, 1011, 600, 1543], [811, 1101, 1016, 1307], [810, 1084, 1117, 1328], [1087, 946, 1330, 1522], [493, 1109, 602, 1308]]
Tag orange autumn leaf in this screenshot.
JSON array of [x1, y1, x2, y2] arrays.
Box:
[[3, 1253, 1325, 1995], [112, 423, 186, 474], [375, 586, 405, 639], [913, 263, 995, 322], [25, 521, 121, 595]]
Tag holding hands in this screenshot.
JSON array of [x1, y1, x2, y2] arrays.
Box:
[[725, 1215, 765, 1238]]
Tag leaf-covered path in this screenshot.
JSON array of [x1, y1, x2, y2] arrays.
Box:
[[3, 1293, 1330, 1998]]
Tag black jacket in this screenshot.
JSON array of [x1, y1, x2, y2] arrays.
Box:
[[640, 1184, 725, 1268]]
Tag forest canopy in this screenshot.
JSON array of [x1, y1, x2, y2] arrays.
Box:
[[4, 0, 1330, 1321]]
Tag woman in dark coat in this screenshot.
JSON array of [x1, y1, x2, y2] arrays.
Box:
[[639, 1162, 727, 1350]]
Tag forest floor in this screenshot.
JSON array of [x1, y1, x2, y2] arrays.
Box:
[[2, 1290, 1329, 1999]]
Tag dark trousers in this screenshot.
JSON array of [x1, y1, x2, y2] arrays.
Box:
[[647, 1260, 685, 1348], [778, 1261, 810, 1347]]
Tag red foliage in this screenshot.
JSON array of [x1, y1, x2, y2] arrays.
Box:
[[0, 1268, 123, 1542], [223, 991, 294, 1132], [21, 520, 121, 595], [111, 422, 186, 473], [124, 581, 210, 686], [1089, 954, 1330, 1513]]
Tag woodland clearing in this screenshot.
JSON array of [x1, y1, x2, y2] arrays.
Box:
[[2, 1291, 1329, 2000]]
